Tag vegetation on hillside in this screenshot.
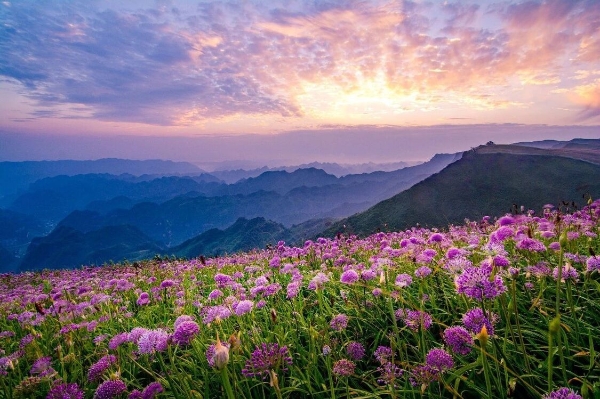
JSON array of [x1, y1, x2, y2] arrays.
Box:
[[1, 198, 599, 398]]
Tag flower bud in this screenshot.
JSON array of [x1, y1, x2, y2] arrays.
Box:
[[477, 325, 488, 348], [549, 315, 561, 335], [213, 337, 230, 370]]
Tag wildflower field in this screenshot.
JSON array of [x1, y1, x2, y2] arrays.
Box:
[[1, 200, 600, 399]]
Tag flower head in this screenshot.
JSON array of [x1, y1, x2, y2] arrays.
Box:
[[455, 264, 506, 300], [88, 354, 117, 382], [330, 314, 349, 331], [443, 326, 473, 355], [241, 343, 292, 379], [346, 341, 365, 361], [462, 308, 496, 336], [47, 382, 84, 399], [340, 269, 359, 284], [172, 320, 200, 346], [94, 379, 127, 399], [542, 387, 583, 399], [332, 359, 355, 377]]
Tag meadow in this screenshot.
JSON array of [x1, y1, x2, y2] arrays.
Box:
[[1, 200, 599, 399]]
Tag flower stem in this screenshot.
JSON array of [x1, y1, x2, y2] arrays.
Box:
[[221, 366, 236, 399]]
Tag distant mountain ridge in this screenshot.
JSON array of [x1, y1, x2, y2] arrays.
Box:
[[0, 158, 205, 202]]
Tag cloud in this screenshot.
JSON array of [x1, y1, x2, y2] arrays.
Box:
[[1, 0, 599, 127], [572, 79, 600, 120]]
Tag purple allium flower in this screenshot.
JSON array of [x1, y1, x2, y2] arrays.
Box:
[[377, 362, 404, 386], [403, 310, 432, 332], [241, 343, 293, 379], [264, 283, 281, 296], [214, 273, 233, 288], [330, 314, 349, 331], [136, 292, 150, 306], [443, 326, 473, 355], [202, 305, 232, 324], [395, 273, 413, 288], [234, 300, 254, 316], [108, 332, 129, 351], [88, 354, 117, 382], [492, 226, 514, 241], [493, 255, 510, 268], [174, 315, 194, 329], [553, 264, 579, 282], [446, 247, 463, 259], [30, 356, 55, 377], [141, 381, 163, 399], [208, 289, 223, 301], [129, 391, 143, 399], [516, 237, 547, 252], [415, 266, 432, 278], [340, 269, 359, 284], [322, 345, 331, 356], [409, 365, 439, 387], [137, 329, 169, 355], [346, 341, 365, 361], [429, 233, 445, 243], [172, 320, 200, 346], [425, 348, 454, 372], [498, 216, 515, 226], [286, 281, 301, 298], [269, 256, 281, 268], [332, 359, 355, 377], [372, 288, 382, 297], [542, 387, 583, 399], [455, 263, 506, 300], [159, 279, 176, 289], [361, 269, 377, 281], [586, 256, 600, 273], [462, 308, 495, 336], [374, 346, 393, 364], [47, 382, 84, 399], [94, 379, 127, 399]]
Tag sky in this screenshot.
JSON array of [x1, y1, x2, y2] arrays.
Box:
[[1, 0, 599, 164]]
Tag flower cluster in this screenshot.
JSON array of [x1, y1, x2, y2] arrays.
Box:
[[241, 343, 293, 379]]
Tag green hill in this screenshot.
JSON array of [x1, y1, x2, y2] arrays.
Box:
[[323, 150, 600, 237]]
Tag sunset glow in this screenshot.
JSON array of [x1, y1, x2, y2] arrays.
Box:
[[0, 0, 599, 162]]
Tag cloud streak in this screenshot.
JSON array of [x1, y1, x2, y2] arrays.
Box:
[[1, 0, 599, 128]]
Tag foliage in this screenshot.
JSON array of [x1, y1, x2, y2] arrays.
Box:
[[1, 199, 600, 398]]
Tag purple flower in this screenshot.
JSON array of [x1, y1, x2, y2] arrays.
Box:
[[202, 305, 232, 324], [322, 345, 331, 356], [172, 320, 200, 346], [141, 382, 163, 399], [330, 314, 349, 331], [108, 332, 129, 351], [234, 300, 254, 316], [395, 273, 413, 288], [361, 269, 377, 281], [516, 237, 547, 252], [492, 226, 514, 241], [493, 255, 510, 268], [214, 273, 233, 288], [553, 264, 579, 282], [137, 329, 169, 354], [346, 341, 365, 361], [47, 382, 84, 399], [208, 289, 223, 301], [443, 326, 473, 355], [94, 379, 127, 399], [374, 346, 393, 364], [159, 279, 176, 289], [286, 281, 301, 298], [498, 216, 515, 226], [462, 308, 495, 336], [136, 292, 150, 306], [429, 233, 445, 243], [340, 269, 359, 284], [542, 387, 583, 399], [425, 348, 454, 372], [332, 359, 355, 377], [241, 343, 293, 379], [88, 354, 117, 382], [403, 310, 432, 332], [455, 263, 506, 300], [308, 272, 329, 290], [414, 266, 432, 278], [30, 356, 55, 377], [587, 256, 600, 273], [377, 362, 404, 386], [372, 288, 382, 297]]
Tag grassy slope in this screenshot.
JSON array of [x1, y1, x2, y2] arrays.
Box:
[[325, 151, 600, 237]]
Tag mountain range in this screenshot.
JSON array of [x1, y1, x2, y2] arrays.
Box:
[[2, 138, 599, 272]]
